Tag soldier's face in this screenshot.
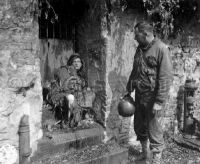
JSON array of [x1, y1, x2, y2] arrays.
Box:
[[72, 58, 82, 70], [134, 28, 146, 45]]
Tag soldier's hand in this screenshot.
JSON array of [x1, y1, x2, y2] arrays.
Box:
[[121, 92, 131, 100]]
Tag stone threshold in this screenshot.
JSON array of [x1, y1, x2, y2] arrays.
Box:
[[31, 127, 104, 162], [174, 134, 200, 152]]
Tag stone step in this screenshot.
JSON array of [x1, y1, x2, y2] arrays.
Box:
[[31, 127, 104, 162], [32, 142, 128, 164]]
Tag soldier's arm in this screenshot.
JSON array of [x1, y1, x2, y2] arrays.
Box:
[[126, 48, 139, 94], [154, 45, 173, 109], [126, 64, 135, 94]]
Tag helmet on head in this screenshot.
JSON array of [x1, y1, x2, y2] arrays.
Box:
[[118, 94, 135, 117]]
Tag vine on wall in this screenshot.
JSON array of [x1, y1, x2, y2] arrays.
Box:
[[118, 0, 199, 39], [38, 0, 58, 24], [143, 0, 180, 38], [142, 0, 199, 39]]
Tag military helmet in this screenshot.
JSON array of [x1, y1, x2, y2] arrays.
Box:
[[118, 94, 135, 117]]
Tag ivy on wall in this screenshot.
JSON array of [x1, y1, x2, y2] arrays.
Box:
[[142, 0, 199, 39], [143, 0, 180, 38], [111, 0, 199, 39]]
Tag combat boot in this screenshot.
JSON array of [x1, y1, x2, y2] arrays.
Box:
[[151, 152, 162, 164], [136, 140, 149, 161]]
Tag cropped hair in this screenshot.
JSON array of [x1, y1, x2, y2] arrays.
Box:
[[134, 21, 154, 34]]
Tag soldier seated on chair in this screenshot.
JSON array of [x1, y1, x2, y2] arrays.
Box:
[[48, 53, 95, 128]]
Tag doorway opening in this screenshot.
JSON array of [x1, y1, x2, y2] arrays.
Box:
[[38, 0, 106, 133]]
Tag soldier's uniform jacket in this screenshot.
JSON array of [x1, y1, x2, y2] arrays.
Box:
[[49, 65, 87, 106], [126, 38, 173, 106], [55, 65, 86, 93]]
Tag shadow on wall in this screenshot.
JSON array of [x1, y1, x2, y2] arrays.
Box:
[[106, 68, 128, 143]]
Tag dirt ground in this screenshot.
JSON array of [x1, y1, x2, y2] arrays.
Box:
[[128, 134, 200, 164]]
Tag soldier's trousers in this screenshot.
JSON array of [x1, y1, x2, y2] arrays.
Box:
[[134, 98, 165, 153]]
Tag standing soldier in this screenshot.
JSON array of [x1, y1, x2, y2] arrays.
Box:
[[126, 22, 173, 164]]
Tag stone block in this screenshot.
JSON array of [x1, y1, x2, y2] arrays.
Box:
[[31, 128, 104, 162]]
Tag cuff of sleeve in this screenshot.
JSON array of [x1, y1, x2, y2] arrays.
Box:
[[153, 103, 162, 110]]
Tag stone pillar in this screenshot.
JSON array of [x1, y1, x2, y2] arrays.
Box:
[[0, 0, 43, 163], [102, 10, 139, 144], [75, 0, 106, 126]]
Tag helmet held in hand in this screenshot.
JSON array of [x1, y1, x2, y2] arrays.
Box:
[[118, 95, 135, 117]]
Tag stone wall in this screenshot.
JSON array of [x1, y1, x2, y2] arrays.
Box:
[[0, 0, 42, 163], [103, 7, 200, 143]]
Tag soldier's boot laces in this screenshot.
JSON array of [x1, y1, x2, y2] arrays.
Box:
[[152, 152, 162, 164], [136, 140, 149, 161]]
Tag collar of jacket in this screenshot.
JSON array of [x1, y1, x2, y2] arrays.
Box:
[[138, 37, 158, 51]]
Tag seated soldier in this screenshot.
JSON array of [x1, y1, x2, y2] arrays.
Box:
[[48, 53, 95, 128]]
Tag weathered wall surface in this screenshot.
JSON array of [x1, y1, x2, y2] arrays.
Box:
[[39, 39, 73, 84], [103, 11, 139, 143], [0, 0, 42, 163]]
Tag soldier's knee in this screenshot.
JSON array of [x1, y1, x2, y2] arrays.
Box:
[[66, 94, 75, 108]]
